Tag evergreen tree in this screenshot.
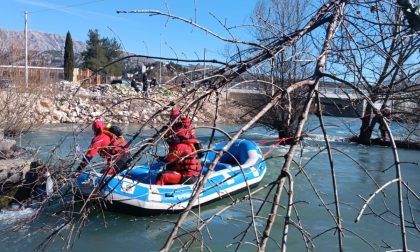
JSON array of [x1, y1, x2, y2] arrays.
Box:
[[63, 31, 74, 81], [102, 37, 123, 76], [82, 29, 106, 72], [82, 29, 122, 77]]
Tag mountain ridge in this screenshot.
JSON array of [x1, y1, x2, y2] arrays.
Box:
[[0, 28, 86, 53], [0, 28, 154, 68]]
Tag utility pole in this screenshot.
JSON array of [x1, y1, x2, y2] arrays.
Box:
[[159, 33, 162, 84], [24, 11, 28, 88], [203, 48, 206, 79]]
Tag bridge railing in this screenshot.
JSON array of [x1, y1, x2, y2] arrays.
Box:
[[320, 87, 356, 95], [226, 82, 369, 98]]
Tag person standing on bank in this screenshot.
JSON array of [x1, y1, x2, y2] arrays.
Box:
[[150, 78, 157, 88], [142, 73, 149, 97], [181, 80, 186, 92], [131, 79, 140, 93]]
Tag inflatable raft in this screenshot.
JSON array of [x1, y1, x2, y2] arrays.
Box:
[[76, 139, 267, 214]]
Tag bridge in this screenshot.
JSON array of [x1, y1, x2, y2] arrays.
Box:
[[224, 83, 368, 118]]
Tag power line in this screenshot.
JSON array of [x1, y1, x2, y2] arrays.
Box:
[[28, 0, 105, 14]]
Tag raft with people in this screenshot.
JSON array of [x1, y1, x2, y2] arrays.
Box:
[[75, 139, 267, 214]]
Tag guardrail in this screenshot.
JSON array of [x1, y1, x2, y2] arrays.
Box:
[[227, 86, 365, 98]]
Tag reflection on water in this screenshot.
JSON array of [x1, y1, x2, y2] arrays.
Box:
[[2, 116, 419, 251]]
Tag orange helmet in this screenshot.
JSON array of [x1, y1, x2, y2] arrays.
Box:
[[92, 120, 105, 133]]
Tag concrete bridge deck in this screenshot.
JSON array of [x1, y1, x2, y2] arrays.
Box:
[[224, 86, 367, 117]]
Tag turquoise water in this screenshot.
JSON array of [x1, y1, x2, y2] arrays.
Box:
[[2, 116, 419, 251]]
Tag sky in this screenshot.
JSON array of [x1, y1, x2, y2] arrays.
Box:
[[1, 0, 259, 62]]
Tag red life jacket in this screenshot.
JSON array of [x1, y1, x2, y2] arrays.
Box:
[[167, 140, 202, 177], [86, 133, 112, 159], [102, 130, 129, 157]]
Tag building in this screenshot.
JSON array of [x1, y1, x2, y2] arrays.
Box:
[[0, 65, 65, 84], [0, 65, 113, 85]]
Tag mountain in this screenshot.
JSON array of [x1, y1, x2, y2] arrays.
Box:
[[0, 29, 86, 54], [0, 29, 154, 69], [0, 29, 86, 67]]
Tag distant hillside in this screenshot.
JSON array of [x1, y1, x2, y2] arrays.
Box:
[[0, 29, 203, 80], [0, 29, 154, 69], [0, 29, 86, 53], [0, 29, 86, 67]]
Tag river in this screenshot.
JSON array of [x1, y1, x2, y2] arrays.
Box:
[[1, 116, 419, 251]]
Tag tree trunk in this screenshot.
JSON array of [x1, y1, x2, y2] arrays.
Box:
[[277, 123, 292, 139], [358, 104, 379, 145]]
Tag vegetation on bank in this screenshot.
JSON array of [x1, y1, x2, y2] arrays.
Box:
[[82, 29, 123, 76]]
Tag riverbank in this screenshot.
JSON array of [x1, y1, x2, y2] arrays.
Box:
[[349, 136, 420, 150], [2, 81, 419, 149], [0, 81, 248, 134]]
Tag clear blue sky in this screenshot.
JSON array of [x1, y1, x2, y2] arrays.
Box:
[[1, 0, 259, 62]]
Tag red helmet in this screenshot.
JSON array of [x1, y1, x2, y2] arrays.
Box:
[[92, 120, 105, 133], [170, 108, 181, 119]]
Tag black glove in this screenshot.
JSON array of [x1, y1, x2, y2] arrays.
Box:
[[76, 156, 93, 172], [157, 156, 166, 162]]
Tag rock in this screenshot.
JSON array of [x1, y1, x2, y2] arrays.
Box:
[[35, 102, 50, 114], [0, 158, 31, 186], [60, 114, 71, 123], [0, 139, 16, 152], [51, 110, 63, 121], [78, 89, 90, 97], [75, 106, 80, 116], [58, 104, 71, 114], [39, 98, 52, 108], [0, 160, 53, 208], [69, 115, 76, 122], [0, 129, 3, 140], [90, 111, 102, 117]]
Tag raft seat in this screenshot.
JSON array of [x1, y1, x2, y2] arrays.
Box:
[[201, 140, 253, 174], [201, 162, 232, 175], [122, 163, 163, 183]]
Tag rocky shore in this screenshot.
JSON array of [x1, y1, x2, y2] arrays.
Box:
[[0, 81, 246, 133], [34, 81, 187, 124], [0, 129, 33, 208]]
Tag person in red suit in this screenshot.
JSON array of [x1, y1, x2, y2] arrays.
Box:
[[76, 120, 130, 175], [155, 137, 202, 185], [166, 107, 197, 142], [156, 108, 202, 185]]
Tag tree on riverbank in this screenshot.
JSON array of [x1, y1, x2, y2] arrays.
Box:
[[250, 0, 312, 139], [325, 1, 420, 145], [63, 31, 74, 81], [82, 29, 123, 77]]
